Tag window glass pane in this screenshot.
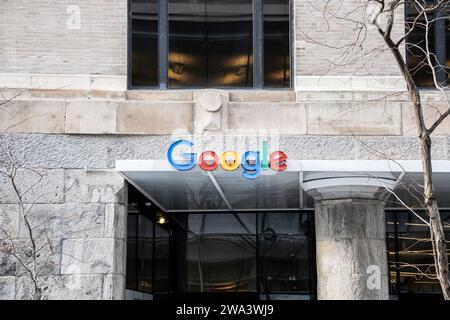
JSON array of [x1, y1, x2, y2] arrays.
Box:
[[406, 1, 436, 87], [154, 223, 171, 293], [259, 212, 312, 293], [387, 211, 450, 298], [446, 7, 450, 84], [264, 0, 290, 88], [169, 0, 253, 88], [131, 0, 158, 87], [186, 213, 257, 292], [169, 0, 206, 87], [137, 214, 154, 293], [126, 212, 138, 290]]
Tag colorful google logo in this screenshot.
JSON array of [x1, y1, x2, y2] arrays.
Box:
[[167, 140, 287, 180]]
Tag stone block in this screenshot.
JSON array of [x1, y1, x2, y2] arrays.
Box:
[[91, 76, 127, 92], [103, 273, 126, 300], [30, 74, 91, 91], [228, 102, 307, 134], [65, 100, 118, 134], [13, 239, 62, 277], [61, 238, 125, 275], [90, 90, 126, 100], [30, 89, 89, 100], [402, 102, 450, 136], [117, 101, 194, 134], [0, 248, 17, 277], [0, 100, 65, 133], [0, 277, 15, 300], [295, 76, 406, 91], [0, 73, 31, 89], [17, 203, 106, 240], [0, 169, 64, 204], [15, 274, 104, 300], [230, 91, 296, 102], [306, 102, 402, 135], [126, 90, 193, 102], [0, 134, 110, 169], [104, 203, 127, 240], [64, 169, 125, 204], [296, 91, 354, 101], [0, 204, 20, 239]]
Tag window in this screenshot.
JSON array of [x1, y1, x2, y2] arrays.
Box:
[[259, 212, 314, 294], [126, 184, 314, 299], [406, 1, 449, 87], [386, 210, 450, 299], [130, 0, 159, 87], [129, 0, 291, 89]]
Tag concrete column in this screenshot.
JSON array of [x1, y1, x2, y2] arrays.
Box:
[[303, 174, 396, 300], [314, 199, 388, 300]]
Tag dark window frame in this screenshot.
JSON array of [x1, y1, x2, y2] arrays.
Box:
[[128, 0, 293, 90]]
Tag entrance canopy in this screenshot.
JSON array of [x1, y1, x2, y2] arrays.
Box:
[[116, 160, 450, 212]]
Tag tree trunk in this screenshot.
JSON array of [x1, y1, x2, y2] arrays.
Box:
[[419, 132, 450, 300]]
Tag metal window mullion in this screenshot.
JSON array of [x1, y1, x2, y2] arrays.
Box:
[[159, 0, 169, 89], [253, 0, 264, 88], [127, 0, 132, 90]]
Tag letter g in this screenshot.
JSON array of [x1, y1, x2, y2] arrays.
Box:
[[167, 140, 197, 171]]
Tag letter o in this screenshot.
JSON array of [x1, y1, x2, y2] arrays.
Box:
[[220, 151, 240, 171], [198, 151, 219, 171]]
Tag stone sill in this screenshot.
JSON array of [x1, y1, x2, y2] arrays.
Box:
[[4, 88, 450, 104]]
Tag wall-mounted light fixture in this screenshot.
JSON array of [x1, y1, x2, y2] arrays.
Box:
[[156, 211, 168, 225]]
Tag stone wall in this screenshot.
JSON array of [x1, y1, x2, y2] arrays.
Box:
[[294, 0, 404, 77], [0, 0, 127, 76], [0, 164, 127, 300], [1, 90, 450, 136]]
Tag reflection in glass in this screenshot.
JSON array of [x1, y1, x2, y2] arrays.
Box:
[[154, 223, 171, 293], [446, 10, 449, 84], [131, 0, 158, 87], [126, 185, 315, 297], [387, 211, 450, 298], [264, 0, 290, 88], [259, 212, 312, 293], [126, 211, 138, 290], [186, 214, 257, 292], [169, 0, 253, 88]]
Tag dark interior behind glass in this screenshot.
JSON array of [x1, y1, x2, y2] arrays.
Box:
[[263, 0, 290, 88], [386, 210, 450, 299], [169, 0, 253, 88], [126, 184, 315, 299], [131, 0, 159, 87]]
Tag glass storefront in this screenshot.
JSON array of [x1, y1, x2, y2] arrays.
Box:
[[127, 184, 450, 300], [126, 185, 316, 299]]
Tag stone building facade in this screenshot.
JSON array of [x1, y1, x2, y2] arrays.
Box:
[[0, 0, 449, 300]]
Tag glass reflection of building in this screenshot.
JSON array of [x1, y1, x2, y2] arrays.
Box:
[[127, 183, 450, 300], [126, 184, 315, 299]]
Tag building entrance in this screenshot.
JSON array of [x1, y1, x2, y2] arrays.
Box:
[[125, 184, 316, 300]]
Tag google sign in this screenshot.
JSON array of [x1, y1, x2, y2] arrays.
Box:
[[167, 140, 287, 180]]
